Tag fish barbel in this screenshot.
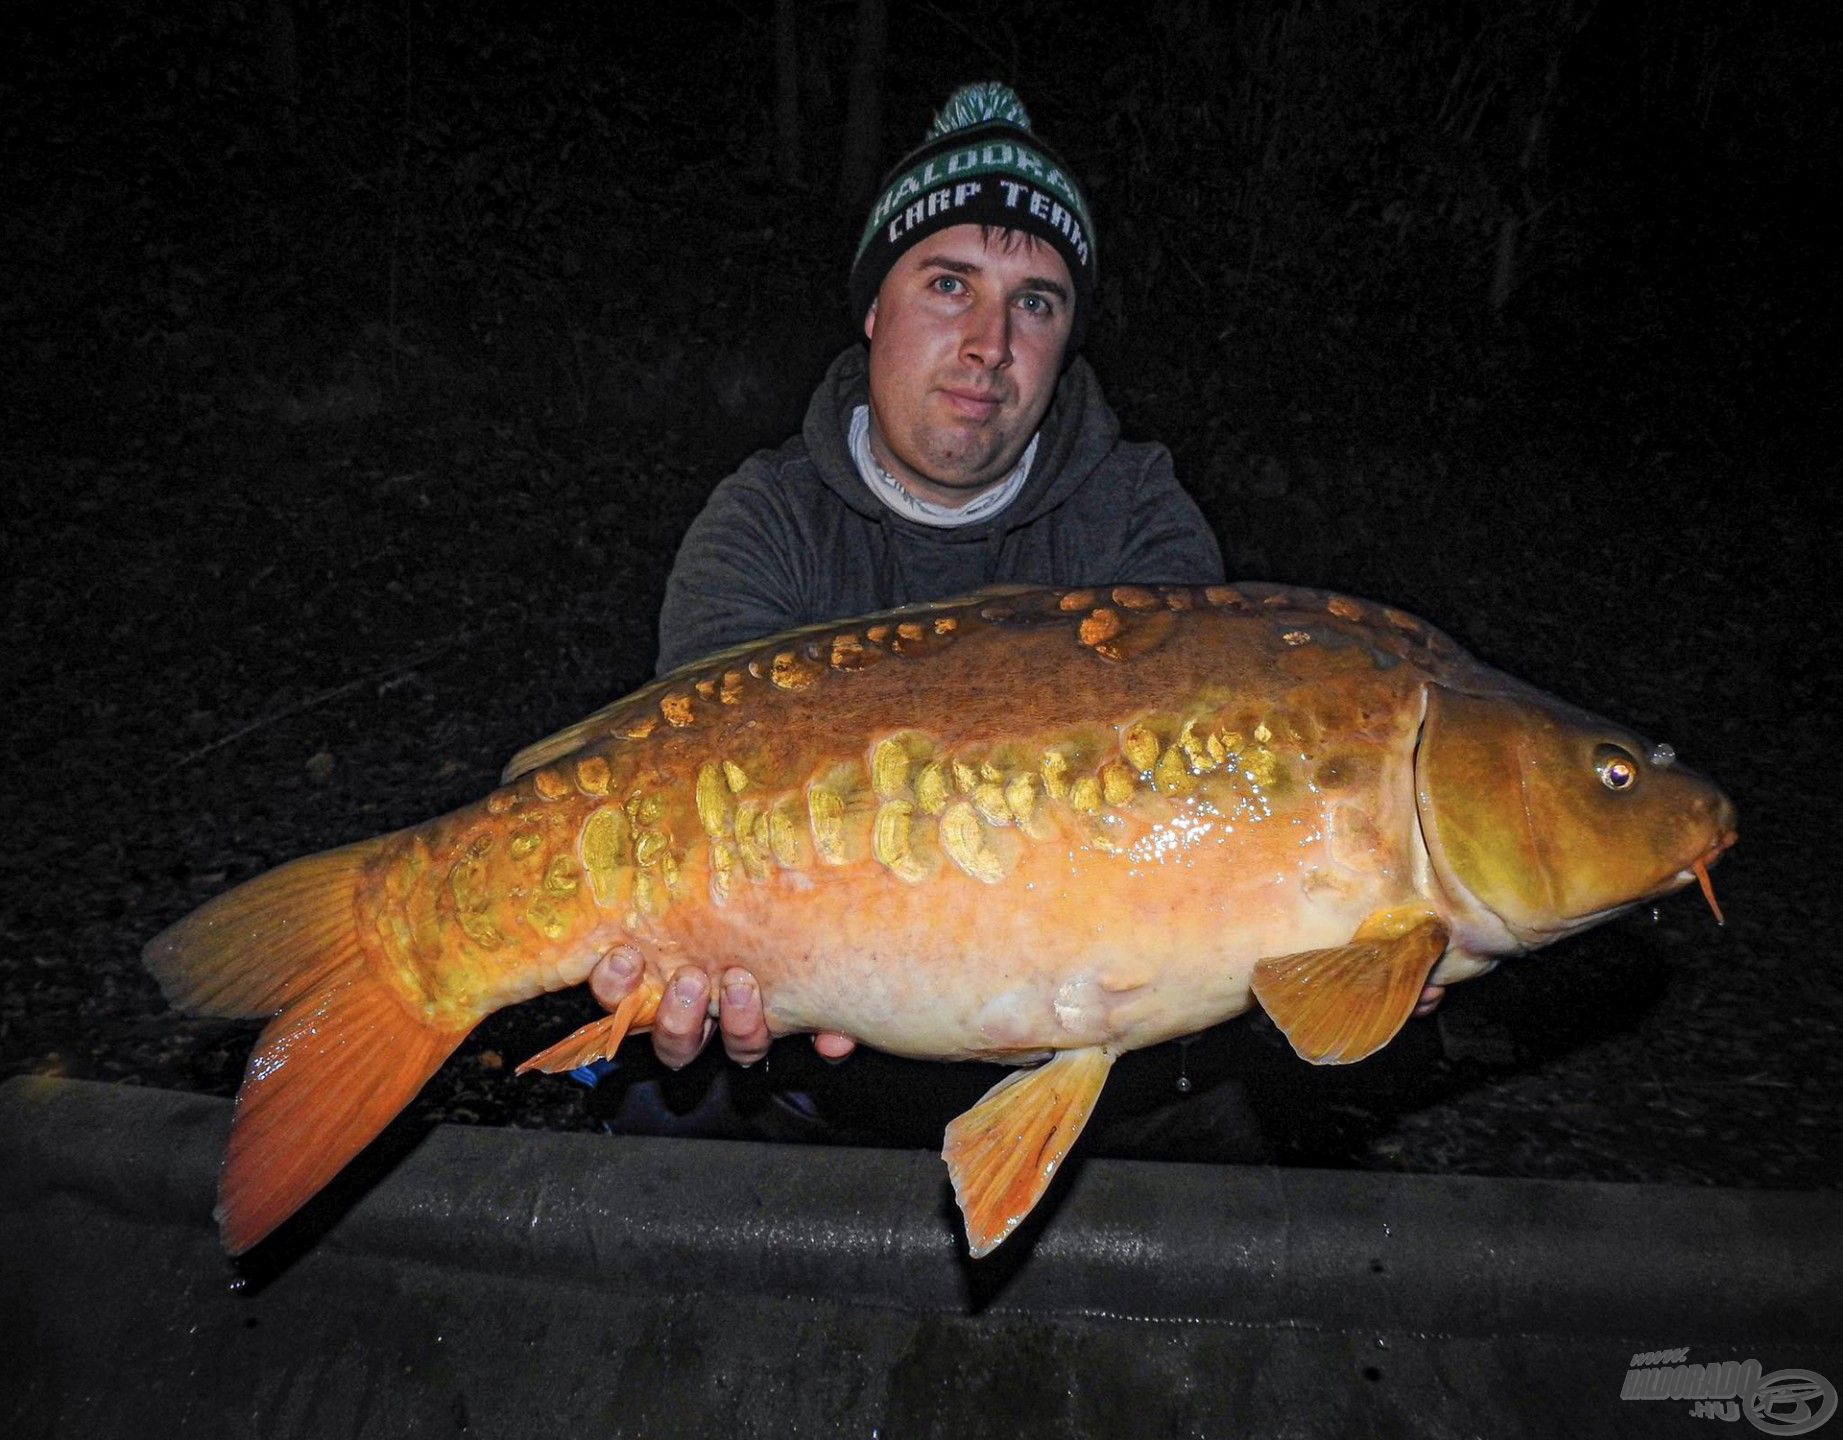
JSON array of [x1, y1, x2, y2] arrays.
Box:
[[146, 583, 1737, 1257]]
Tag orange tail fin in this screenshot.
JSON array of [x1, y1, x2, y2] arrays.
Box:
[[145, 841, 474, 1254]]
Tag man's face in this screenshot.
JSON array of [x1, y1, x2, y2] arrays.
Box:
[[863, 224, 1075, 508]]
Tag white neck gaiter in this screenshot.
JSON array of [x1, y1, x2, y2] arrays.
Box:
[[848, 405, 1037, 528]]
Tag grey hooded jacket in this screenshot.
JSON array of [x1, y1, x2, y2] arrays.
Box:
[[656, 345, 1224, 675]]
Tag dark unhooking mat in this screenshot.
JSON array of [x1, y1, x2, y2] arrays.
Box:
[[3, 1077, 1836, 1440]]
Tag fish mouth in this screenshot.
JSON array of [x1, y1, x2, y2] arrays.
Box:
[[1546, 824, 1737, 939]]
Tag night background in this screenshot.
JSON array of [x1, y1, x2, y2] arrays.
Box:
[[3, 0, 1837, 1195]]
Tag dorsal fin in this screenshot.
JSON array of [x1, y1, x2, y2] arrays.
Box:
[[500, 589, 1036, 782]]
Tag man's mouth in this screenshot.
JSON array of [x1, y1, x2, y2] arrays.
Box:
[[938, 386, 1006, 420]]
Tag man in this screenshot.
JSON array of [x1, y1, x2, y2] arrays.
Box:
[[588, 84, 1226, 1079], [590, 86, 1446, 1085]]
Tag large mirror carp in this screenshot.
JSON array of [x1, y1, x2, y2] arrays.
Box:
[[148, 584, 1736, 1257]]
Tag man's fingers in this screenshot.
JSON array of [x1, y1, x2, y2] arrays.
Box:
[[812, 1032, 856, 1061], [614, 957, 841, 1069], [1414, 982, 1447, 1018], [718, 969, 773, 1066], [587, 944, 644, 1011], [653, 966, 714, 1070]]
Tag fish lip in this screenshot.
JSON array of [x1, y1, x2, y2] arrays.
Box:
[[1665, 824, 1737, 897]]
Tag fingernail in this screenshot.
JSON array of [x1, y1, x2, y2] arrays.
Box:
[[671, 973, 703, 1006], [604, 947, 640, 984], [723, 972, 755, 1010]]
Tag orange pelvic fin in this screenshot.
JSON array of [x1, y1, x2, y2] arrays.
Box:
[[144, 841, 474, 1254], [942, 1045, 1115, 1259], [1252, 909, 1449, 1065], [517, 978, 664, 1075]]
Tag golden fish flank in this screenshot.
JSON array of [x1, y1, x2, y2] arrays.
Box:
[[707, 837, 739, 905], [578, 805, 632, 907], [830, 632, 879, 671], [1040, 746, 1072, 799], [696, 762, 734, 837], [1122, 723, 1161, 773], [533, 768, 572, 801], [807, 784, 848, 865], [873, 800, 935, 884], [1004, 773, 1040, 829], [939, 798, 1008, 884], [771, 648, 825, 691], [144, 582, 1737, 1261], [872, 733, 921, 799], [732, 798, 770, 881]]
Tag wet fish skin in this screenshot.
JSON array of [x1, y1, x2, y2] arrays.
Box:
[[145, 583, 1736, 1257]]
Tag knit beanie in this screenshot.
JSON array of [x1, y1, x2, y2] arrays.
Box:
[[849, 83, 1097, 353]]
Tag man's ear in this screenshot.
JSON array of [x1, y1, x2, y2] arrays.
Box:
[[863, 298, 877, 344]]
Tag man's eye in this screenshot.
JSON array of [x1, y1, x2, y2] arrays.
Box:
[[1017, 293, 1054, 317], [931, 275, 965, 295]]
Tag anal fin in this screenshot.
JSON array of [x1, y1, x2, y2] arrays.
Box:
[[516, 977, 664, 1075], [1252, 909, 1448, 1065], [943, 1045, 1115, 1258]]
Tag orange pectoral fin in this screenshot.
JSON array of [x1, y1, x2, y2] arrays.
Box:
[[942, 1045, 1115, 1259], [1251, 910, 1449, 1065], [516, 977, 663, 1075]]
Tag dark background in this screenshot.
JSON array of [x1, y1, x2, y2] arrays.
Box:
[[2, 0, 1836, 1189]]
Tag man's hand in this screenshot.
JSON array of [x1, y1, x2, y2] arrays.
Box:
[[587, 947, 856, 1069]]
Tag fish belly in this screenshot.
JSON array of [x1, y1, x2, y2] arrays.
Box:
[[650, 791, 1418, 1062]]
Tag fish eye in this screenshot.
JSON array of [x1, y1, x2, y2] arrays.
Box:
[[1594, 744, 1640, 791]]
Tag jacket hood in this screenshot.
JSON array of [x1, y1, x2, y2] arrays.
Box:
[[801, 345, 1123, 546]]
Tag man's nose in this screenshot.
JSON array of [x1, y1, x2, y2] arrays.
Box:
[[961, 299, 1013, 370]]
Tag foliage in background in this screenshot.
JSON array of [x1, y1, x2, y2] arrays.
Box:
[[4, 0, 1827, 467]]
